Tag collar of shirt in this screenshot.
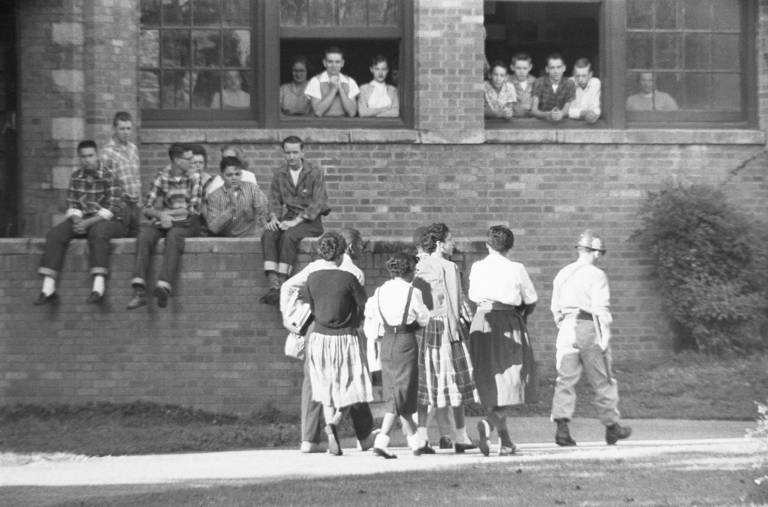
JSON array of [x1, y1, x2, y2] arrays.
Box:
[[74, 161, 106, 180], [318, 71, 354, 86]]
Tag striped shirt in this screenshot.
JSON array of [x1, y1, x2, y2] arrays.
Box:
[[65, 163, 123, 221], [203, 181, 269, 237], [145, 165, 201, 216], [100, 139, 142, 205]]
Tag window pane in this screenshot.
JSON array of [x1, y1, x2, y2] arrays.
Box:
[[280, 0, 308, 26], [140, 70, 160, 109], [162, 0, 191, 25], [339, 0, 367, 26], [223, 0, 250, 26], [627, 32, 653, 68], [162, 30, 190, 67], [654, 0, 679, 29], [211, 70, 250, 109], [193, 0, 220, 25], [683, 73, 709, 109], [713, 0, 740, 30], [141, 0, 161, 25], [712, 73, 741, 110], [140, 29, 160, 67], [684, 33, 710, 69], [712, 34, 740, 70], [683, 0, 713, 29], [656, 72, 682, 102], [162, 70, 191, 108], [192, 70, 220, 108], [309, 0, 335, 26], [369, 0, 398, 26], [192, 30, 220, 67], [654, 33, 680, 69], [223, 30, 251, 67]]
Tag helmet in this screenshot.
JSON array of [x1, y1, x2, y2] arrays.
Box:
[[575, 230, 606, 254]]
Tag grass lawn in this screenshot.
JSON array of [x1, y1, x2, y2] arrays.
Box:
[[1, 352, 767, 456]]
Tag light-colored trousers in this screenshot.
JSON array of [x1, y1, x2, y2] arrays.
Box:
[[550, 317, 620, 425]]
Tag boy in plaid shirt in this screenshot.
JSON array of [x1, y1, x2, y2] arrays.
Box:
[[127, 143, 202, 310], [35, 140, 126, 305]]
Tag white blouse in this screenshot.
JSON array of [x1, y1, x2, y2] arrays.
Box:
[[468, 250, 538, 307]]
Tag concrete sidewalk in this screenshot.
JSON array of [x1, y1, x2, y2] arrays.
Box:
[[0, 417, 758, 488]]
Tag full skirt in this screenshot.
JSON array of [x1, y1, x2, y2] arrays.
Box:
[[307, 331, 374, 409]]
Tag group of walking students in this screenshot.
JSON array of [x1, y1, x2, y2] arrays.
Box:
[[280, 223, 632, 459]]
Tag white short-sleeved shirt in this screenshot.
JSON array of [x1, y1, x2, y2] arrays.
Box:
[[468, 251, 538, 307], [304, 71, 360, 100]]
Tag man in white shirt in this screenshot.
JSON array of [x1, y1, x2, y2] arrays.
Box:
[[550, 230, 631, 447], [568, 58, 601, 124], [304, 46, 359, 117]]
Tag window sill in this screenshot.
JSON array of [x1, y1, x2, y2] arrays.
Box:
[[140, 127, 766, 146]]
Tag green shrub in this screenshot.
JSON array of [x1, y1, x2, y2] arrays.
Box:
[[632, 183, 768, 354]]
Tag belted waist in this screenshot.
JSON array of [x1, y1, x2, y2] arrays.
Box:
[[381, 322, 420, 335], [563, 310, 593, 321], [477, 302, 517, 311]]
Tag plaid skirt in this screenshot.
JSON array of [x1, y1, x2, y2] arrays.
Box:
[[307, 331, 374, 409], [417, 316, 479, 408], [468, 307, 536, 409]]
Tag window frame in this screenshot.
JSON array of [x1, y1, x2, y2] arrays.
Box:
[[484, 0, 757, 130], [141, 0, 413, 129]]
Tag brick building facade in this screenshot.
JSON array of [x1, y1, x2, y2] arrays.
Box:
[[0, 0, 766, 413]]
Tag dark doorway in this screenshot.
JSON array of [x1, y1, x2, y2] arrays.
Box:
[[0, 0, 17, 237]]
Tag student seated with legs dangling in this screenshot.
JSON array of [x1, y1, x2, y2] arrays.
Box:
[[364, 252, 430, 458]]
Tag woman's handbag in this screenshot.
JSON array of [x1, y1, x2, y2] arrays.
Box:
[[282, 287, 313, 335], [284, 332, 305, 360]]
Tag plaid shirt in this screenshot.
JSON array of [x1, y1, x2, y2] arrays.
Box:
[[269, 160, 330, 221], [65, 163, 124, 220], [101, 138, 142, 205], [532, 76, 576, 112], [145, 164, 201, 216], [204, 181, 269, 237]]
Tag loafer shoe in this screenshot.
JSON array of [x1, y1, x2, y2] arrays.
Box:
[[87, 291, 104, 304], [126, 294, 147, 310], [454, 441, 477, 454], [412, 444, 436, 456], [555, 419, 577, 447], [153, 286, 170, 308], [605, 423, 632, 445], [373, 447, 398, 459], [259, 288, 280, 306], [498, 444, 518, 456], [476, 420, 491, 457], [33, 292, 58, 306]]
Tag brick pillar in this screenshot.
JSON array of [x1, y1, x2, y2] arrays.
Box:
[[17, 0, 139, 236], [414, 0, 485, 144]]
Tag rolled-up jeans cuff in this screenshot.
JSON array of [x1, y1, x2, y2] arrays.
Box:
[[131, 277, 146, 288], [37, 267, 57, 278]]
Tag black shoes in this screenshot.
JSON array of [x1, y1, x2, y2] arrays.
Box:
[[87, 291, 103, 304], [33, 292, 58, 306], [454, 441, 477, 454], [555, 418, 577, 447], [153, 286, 170, 308], [126, 287, 147, 310], [412, 444, 435, 456], [605, 423, 632, 445], [438, 436, 453, 449], [259, 287, 280, 306]]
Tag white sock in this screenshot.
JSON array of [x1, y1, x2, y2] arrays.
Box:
[[416, 427, 429, 442], [407, 434, 426, 451], [455, 427, 471, 445], [374, 433, 390, 450], [92, 275, 105, 295], [41, 276, 55, 296]]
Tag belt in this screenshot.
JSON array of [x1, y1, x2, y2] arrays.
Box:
[[563, 310, 593, 321], [477, 302, 517, 311]]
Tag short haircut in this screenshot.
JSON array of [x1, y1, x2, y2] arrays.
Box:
[[573, 57, 592, 71], [112, 111, 132, 126], [545, 53, 565, 66], [317, 232, 347, 262], [487, 225, 515, 253], [511, 53, 532, 66], [370, 54, 388, 67], [386, 251, 416, 279], [324, 46, 344, 59], [190, 144, 207, 163], [281, 135, 304, 150], [220, 156, 243, 172], [421, 222, 450, 254], [340, 227, 363, 259], [77, 140, 98, 153], [490, 60, 508, 74], [168, 142, 189, 161]]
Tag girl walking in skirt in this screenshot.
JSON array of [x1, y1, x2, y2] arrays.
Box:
[[468, 225, 537, 456], [413, 223, 479, 454], [305, 232, 373, 455], [365, 252, 430, 458]]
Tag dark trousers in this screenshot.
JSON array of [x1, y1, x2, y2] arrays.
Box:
[[262, 218, 323, 276], [124, 202, 141, 238], [38, 219, 127, 277], [301, 350, 375, 443], [131, 216, 201, 291]]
